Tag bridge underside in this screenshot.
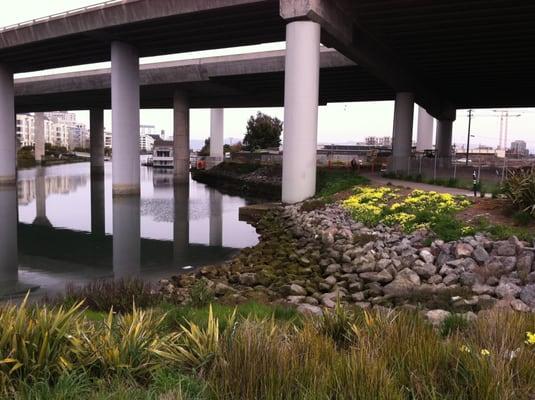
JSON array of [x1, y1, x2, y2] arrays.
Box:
[[15, 66, 395, 112]]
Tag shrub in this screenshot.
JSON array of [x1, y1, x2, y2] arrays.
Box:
[[440, 314, 471, 337], [189, 279, 215, 307], [502, 169, 535, 217], [61, 279, 161, 313]]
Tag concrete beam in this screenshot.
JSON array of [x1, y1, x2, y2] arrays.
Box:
[[281, 20, 320, 204], [173, 90, 190, 183], [279, 0, 454, 120], [0, 64, 16, 185], [391, 92, 415, 173], [90, 108, 105, 176], [34, 112, 45, 163], [111, 41, 140, 196], [209, 108, 224, 166]]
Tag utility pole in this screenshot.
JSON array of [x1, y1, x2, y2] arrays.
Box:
[[465, 109, 473, 166]]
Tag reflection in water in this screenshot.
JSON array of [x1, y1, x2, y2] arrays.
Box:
[[8, 162, 259, 298], [33, 168, 51, 227], [91, 176, 105, 237], [174, 182, 190, 263], [0, 186, 18, 286], [113, 195, 140, 279], [209, 189, 223, 247]]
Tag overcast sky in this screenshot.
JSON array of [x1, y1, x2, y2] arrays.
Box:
[[3, 0, 535, 152]]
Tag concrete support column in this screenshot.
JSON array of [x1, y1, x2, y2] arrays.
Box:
[[416, 106, 434, 152], [281, 20, 321, 204], [90, 108, 105, 177], [209, 108, 224, 163], [91, 175, 105, 237], [0, 64, 16, 185], [173, 183, 190, 262], [113, 196, 140, 278], [173, 91, 190, 183], [391, 92, 415, 173], [436, 119, 453, 159], [111, 41, 140, 195], [0, 186, 18, 284], [34, 112, 45, 164], [209, 189, 223, 247]]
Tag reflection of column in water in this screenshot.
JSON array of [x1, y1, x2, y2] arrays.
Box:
[[113, 195, 140, 279], [173, 183, 190, 262], [0, 185, 18, 283], [33, 167, 51, 226], [209, 189, 223, 247], [91, 175, 105, 236]]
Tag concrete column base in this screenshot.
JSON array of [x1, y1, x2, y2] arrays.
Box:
[[0, 176, 16, 186], [112, 184, 141, 196], [204, 156, 224, 170]]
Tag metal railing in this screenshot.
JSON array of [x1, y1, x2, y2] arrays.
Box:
[[0, 0, 137, 32]]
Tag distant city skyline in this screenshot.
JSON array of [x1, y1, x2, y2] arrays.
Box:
[[3, 1, 535, 154]]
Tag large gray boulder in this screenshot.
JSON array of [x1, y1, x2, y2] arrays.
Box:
[[383, 268, 421, 296]]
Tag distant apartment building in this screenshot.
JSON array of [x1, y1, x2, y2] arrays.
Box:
[[16, 113, 35, 147], [510, 140, 529, 156], [365, 136, 392, 147], [139, 124, 159, 152], [104, 131, 113, 149], [15, 111, 87, 150]]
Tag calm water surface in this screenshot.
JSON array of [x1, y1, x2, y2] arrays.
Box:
[[0, 161, 258, 298]]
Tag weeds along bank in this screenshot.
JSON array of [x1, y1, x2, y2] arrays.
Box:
[[161, 187, 535, 318]]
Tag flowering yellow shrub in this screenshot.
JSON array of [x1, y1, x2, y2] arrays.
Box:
[[342, 186, 471, 238]]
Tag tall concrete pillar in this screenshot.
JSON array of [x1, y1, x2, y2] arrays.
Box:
[[209, 189, 223, 247], [34, 112, 46, 163], [0, 185, 18, 284], [173, 183, 190, 262], [391, 92, 415, 173], [113, 195, 140, 278], [91, 175, 105, 237], [209, 108, 224, 162], [436, 119, 453, 159], [281, 21, 321, 204], [33, 167, 51, 226], [173, 90, 190, 183], [0, 64, 16, 185], [416, 106, 434, 152], [111, 41, 140, 195], [90, 108, 105, 177]]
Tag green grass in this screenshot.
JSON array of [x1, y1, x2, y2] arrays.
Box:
[[470, 217, 535, 242], [159, 301, 300, 332], [316, 168, 369, 198]]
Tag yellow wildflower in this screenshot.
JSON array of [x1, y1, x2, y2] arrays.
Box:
[[480, 349, 490, 356], [525, 331, 535, 345]]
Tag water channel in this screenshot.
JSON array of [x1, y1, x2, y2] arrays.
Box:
[[0, 161, 259, 298]]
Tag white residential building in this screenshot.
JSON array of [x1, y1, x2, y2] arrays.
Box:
[[16, 112, 78, 150], [104, 131, 113, 149]]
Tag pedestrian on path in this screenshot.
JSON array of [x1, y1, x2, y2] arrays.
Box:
[[472, 170, 478, 197]]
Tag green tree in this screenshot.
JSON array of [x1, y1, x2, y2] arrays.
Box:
[[243, 112, 282, 151], [199, 138, 210, 156]]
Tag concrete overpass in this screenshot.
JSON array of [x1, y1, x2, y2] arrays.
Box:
[[13, 49, 391, 111], [0, 0, 533, 200]]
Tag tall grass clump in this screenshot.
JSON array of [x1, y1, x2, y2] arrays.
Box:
[[0, 295, 86, 394], [502, 169, 535, 218]]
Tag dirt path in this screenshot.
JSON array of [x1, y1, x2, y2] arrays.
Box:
[[361, 172, 474, 197]]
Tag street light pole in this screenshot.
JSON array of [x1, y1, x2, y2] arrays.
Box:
[[465, 109, 473, 166]]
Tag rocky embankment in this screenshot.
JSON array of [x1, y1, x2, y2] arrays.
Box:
[[160, 202, 535, 322], [191, 163, 281, 200]]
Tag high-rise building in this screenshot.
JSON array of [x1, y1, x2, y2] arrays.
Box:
[[510, 140, 529, 156], [16, 112, 74, 149], [364, 136, 392, 147]]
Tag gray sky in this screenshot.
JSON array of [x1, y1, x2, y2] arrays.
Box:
[[3, 0, 535, 152]]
